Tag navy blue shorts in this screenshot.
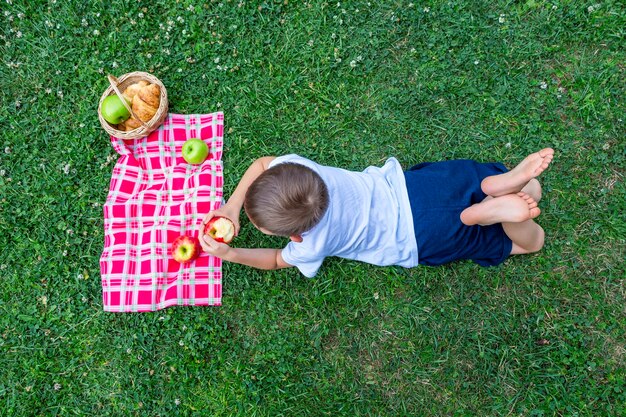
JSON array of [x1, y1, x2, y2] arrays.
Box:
[[404, 160, 513, 267]]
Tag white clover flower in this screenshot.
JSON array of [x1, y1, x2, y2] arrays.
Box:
[[175, 399, 181, 405], [350, 60, 357, 68], [81, 18, 88, 26], [45, 87, 52, 94], [16, 31, 22, 38], [0, 169, 5, 176], [499, 14, 506, 23], [126, 348, 132, 354], [423, 7, 430, 13], [62, 163, 70, 174], [112, 61, 118, 68], [93, 29, 100, 35], [5, 146, 11, 154], [98, 68, 104, 74], [540, 81, 548, 89], [179, 340, 184, 346], [17, 12, 24, 19], [53, 383, 61, 391], [177, 16, 184, 23], [138, 12, 144, 18], [214, 57, 220, 63]]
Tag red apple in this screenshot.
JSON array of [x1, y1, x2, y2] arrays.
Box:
[[171, 235, 201, 263], [204, 216, 235, 244]]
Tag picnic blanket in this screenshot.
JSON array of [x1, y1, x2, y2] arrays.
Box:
[[100, 112, 224, 312]]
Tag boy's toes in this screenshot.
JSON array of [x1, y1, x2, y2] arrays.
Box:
[[529, 207, 541, 219]]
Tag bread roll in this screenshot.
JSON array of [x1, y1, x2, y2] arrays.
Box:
[[117, 82, 161, 130], [122, 80, 149, 103]]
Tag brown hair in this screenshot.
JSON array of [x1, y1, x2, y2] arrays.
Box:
[[244, 163, 329, 236]]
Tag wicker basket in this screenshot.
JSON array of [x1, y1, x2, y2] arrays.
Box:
[[98, 71, 168, 140]]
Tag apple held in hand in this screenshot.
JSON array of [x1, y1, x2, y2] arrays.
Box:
[[171, 235, 202, 263], [182, 138, 209, 164], [204, 217, 235, 244], [101, 95, 131, 125]]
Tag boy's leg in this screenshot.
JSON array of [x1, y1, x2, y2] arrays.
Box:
[[460, 192, 540, 226], [503, 220, 545, 254], [522, 178, 542, 202], [481, 148, 554, 197]]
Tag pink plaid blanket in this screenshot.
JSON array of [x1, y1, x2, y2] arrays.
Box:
[[100, 113, 224, 312]]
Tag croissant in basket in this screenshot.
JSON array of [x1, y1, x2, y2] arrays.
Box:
[[117, 82, 161, 131]]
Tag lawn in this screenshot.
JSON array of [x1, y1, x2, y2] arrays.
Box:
[[1, 0, 624, 415]]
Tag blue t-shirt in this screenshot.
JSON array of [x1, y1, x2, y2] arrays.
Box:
[[269, 155, 418, 277]]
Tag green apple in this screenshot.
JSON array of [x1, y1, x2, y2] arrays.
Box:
[[101, 95, 131, 125], [182, 138, 209, 164]]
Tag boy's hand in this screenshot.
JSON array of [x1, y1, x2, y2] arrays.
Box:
[[199, 233, 231, 259]]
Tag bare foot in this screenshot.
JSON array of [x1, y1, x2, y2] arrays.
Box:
[[460, 192, 541, 226], [481, 148, 554, 197]]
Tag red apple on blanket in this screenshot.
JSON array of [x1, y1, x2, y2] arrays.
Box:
[[182, 138, 209, 164], [171, 235, 202, 263], [204, 216, 235, 244]]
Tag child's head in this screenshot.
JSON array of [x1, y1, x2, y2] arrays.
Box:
[[244, 163, 329, 237]]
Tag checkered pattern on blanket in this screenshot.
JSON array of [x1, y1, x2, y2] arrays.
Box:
[[100, 113, 224, 312]]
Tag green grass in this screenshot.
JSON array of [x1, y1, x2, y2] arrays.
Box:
[[1, 0, 625, 415]]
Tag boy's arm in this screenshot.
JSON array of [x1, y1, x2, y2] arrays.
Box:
[[200, 234, 293, 270], [199, 156, 276, 235]]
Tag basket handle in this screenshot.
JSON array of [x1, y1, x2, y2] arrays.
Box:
[[107, 74, 149, 128]]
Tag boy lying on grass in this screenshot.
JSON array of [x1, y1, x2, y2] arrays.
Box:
[[198, 148, 555, 277]]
